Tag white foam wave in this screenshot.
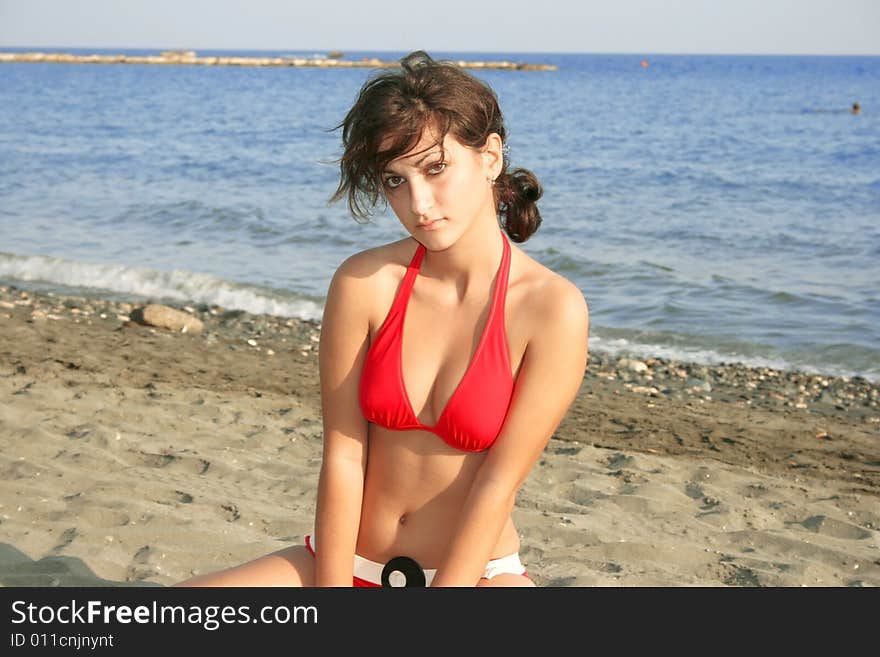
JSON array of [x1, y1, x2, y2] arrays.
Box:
[[590, 333, 877, 381], [0, 253, 322, 321]]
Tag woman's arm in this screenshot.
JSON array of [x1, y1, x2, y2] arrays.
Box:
[[431, 277, 590, 586], [313, 254, 373, 586]]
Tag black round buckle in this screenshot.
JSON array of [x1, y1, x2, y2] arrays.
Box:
[[381, 556, 426, 587]]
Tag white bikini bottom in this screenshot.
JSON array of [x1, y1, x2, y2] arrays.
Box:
[[305, 534, 526, 587]]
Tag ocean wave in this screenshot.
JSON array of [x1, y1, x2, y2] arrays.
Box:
[[590, 332, 878, 382], [0, 253, 321, 321]]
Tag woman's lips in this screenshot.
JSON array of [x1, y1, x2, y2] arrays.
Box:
[[417, 218, 445, 230]]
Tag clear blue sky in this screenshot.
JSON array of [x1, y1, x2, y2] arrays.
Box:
[[1, 0, 878, 55]]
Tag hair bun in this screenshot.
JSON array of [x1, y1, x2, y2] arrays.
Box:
[[498, 168, 543, 242], [400, 51, 435, 72], [514, 170, 542, 203]]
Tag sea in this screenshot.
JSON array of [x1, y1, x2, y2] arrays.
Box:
[[1, 48, 878, 381]]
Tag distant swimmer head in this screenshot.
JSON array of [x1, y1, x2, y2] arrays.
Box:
[[852, 102, 861, 114]]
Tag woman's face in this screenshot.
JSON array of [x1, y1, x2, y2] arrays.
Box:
[[381, 126, 502, 250]]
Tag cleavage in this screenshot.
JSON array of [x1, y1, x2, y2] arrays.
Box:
[[400, 294, 491, 427]]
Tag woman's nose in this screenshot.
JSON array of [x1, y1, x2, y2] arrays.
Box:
[[409, 178, 434, 217]]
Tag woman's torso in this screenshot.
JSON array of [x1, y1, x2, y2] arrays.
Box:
[[354, 236, 546, 567]]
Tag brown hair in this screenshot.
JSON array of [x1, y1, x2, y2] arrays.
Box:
[[330, 51, 542, 242]]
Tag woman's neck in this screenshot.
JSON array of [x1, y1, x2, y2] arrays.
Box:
[[418, 216, 506, 299]]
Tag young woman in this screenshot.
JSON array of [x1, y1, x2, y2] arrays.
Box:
[[176, 51, 589, 588]]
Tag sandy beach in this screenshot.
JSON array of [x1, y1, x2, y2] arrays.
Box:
[[1, 284, 878, 587]]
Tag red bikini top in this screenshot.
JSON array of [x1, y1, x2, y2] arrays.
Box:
[[358, 233, 514, 453]]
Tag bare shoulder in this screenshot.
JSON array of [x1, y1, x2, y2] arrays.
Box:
[[536, 272, 589, 326], [332, 238, 413, 280], [512, 247, 589, 332], [324, 238, 417, 330], [328, 238, 415, 297]]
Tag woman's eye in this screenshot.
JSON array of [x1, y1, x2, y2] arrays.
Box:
[[384, 176, 404, 189], [427, 162, 447, 175]]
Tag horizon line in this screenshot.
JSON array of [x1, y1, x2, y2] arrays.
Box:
[[2, 44, 880, 58]]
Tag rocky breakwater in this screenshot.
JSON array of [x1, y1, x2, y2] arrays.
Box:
[[0, 51, 558, 71]]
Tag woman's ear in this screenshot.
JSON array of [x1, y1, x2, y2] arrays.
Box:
[[481, 132, 504, 180]]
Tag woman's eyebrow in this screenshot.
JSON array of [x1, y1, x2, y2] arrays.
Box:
[[384, 149, 444, 173], [413, 149, 443, 166]]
